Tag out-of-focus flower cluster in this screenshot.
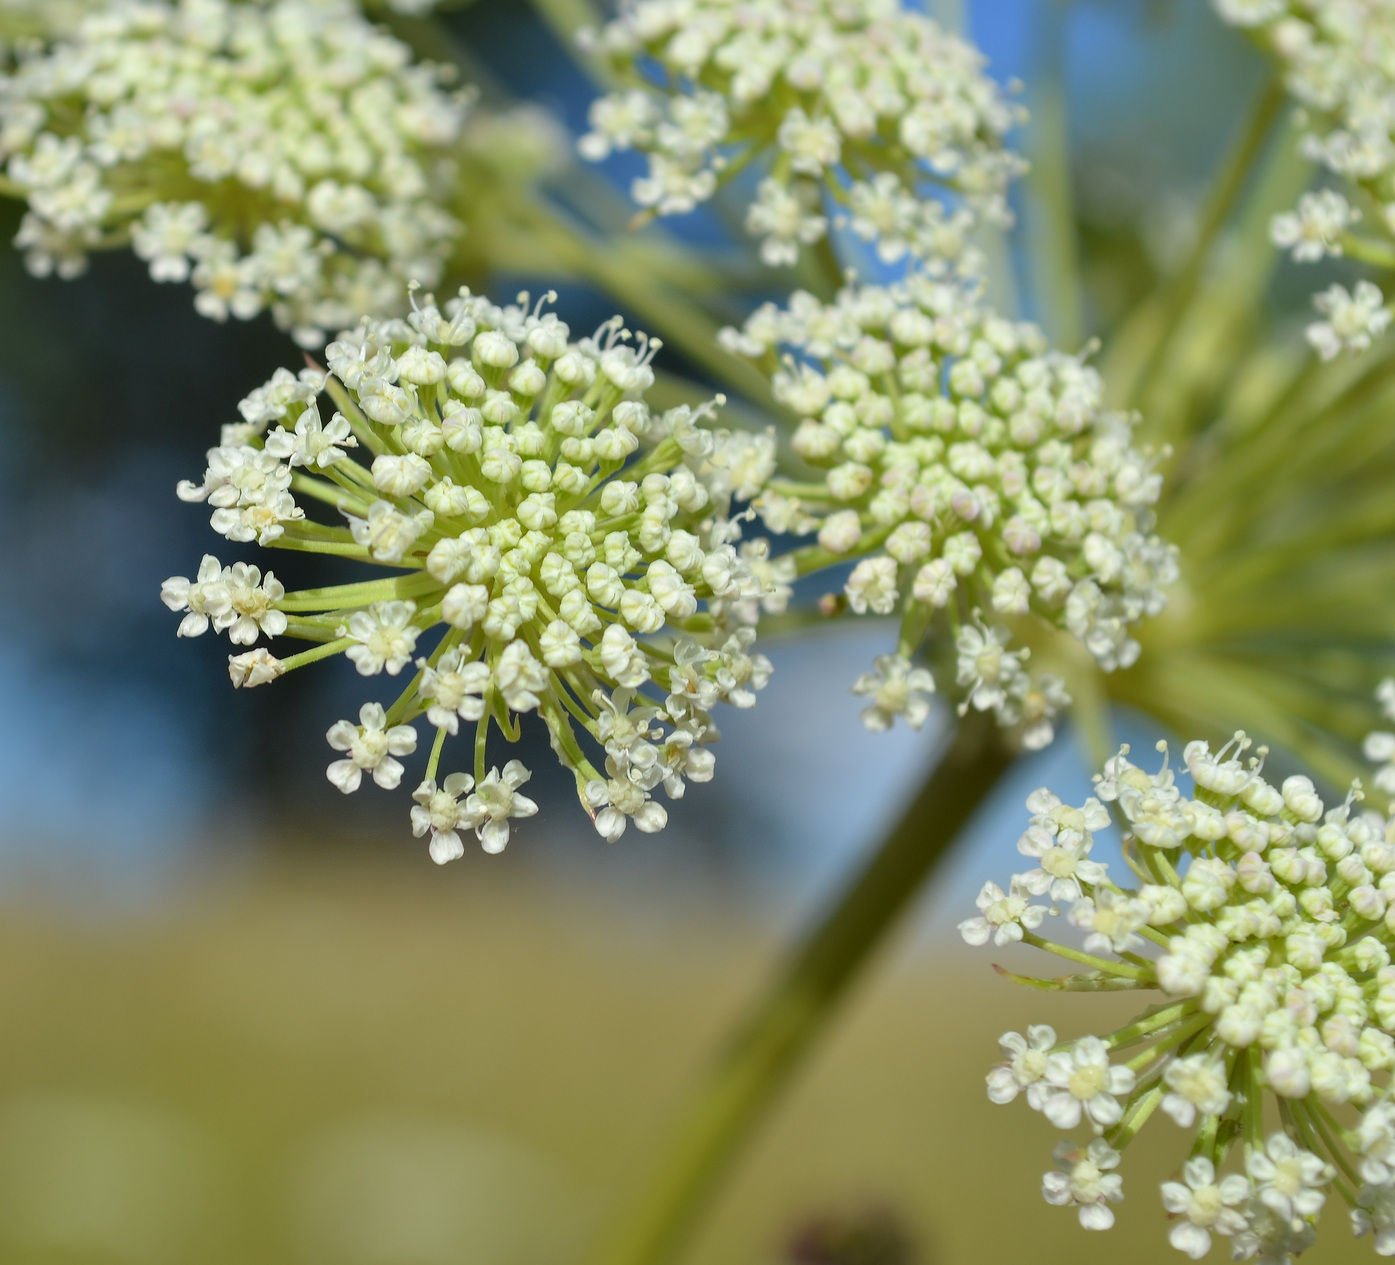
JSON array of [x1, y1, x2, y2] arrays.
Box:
[[964, 714, 1395, 1261], [720, 277, 1176, 748], [1215, 1, 1395, 360], [163, 285, 781, 856], [0, 0, 94, 55], [0, 0, 469, 345], [1366, 678, 1395, 799], [577, 0, 1023, 272]]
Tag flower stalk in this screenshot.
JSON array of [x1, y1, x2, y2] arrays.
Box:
[[583, 711, 1010, 1265]]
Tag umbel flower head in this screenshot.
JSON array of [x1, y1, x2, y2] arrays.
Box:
[[963, 712, 1395, 1261], [1212, 0, 1395, 361], [162, 285, 779, 856], [577, 0, 1024, 272], [0, 0, 468, 345], [721, 276, 1177, 749]]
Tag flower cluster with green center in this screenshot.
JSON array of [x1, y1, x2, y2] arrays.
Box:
[[161, 285, 779, 858], [720, 277, 1177, 748], [1214, 0, 1395, 361], [577, 0, 1023, 272], [963, 719, 1395, 1261], [0, 0, 468, 345]]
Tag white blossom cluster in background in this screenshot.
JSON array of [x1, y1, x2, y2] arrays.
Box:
[[1366, 678, 1395, 798], [163, 285, 781, 856], [0, 0, 95, 54], [720, 278, 1176, 748], [964, 713, 1395, 1261], [0, 0, 469, 346], [577, 0, 1024, 273], [1214, 1, 1395, 360]]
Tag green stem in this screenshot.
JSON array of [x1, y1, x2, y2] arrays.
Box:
[[1341, 233, 1395, 270], [1101, 1000, 1196, 1051], [1024, 0, 1084, 351], [1109, 73, 1287, 410], [1020, 932, 1149, 980], [582, 713, 1012, 1265], [280, 637, 354, 672], [1110, 1084, 1163, 1151]]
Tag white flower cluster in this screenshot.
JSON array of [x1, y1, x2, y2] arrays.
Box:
[[1216, 2, 1395, 359], [721, 277, 1176, 747], [966, 729, 1395, 1261], [0, 0, 468, 346], [0, 0, 94, 52], [164, 285, 780, 857], [1366, 678, 1395, 799], [1307, 280, 1393, 362], [577, 0, 1024, 272]]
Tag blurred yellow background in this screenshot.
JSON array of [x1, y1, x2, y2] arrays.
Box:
[[0, 847, 1371, 1264]]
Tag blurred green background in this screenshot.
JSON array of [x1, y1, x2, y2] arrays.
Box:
[[0, 1, 1370, 1262]]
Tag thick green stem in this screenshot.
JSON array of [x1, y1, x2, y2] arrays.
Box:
[[583, 713, 1011, 1265]]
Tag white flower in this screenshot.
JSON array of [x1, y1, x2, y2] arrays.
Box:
[[461, 761, 538, 853], [1014, 824, 1106, 903], [227, 649, 284, 688], [346, 502, 434, 564], [777, 107, 841, 174], [161, 553, 231, 637], [221, 562, 287, 645], [585, 770, 668, 840], [326, 704, 418, 793], [1245, 1134, 1332, 1222], [410, 773, 476, 864], [955, 620, 1030, 721], [1042, 1138, 1124, 1230], [987, 1025, 1056, 1107], [1019, 674, 1072, 751], [418, 649, 490, 734], [959, 878, 1046, 947], [846, 172, 919, 263], [1353, 1183, 1395, 1257], [1161, 1158, 1250, 1259], [744, 177, 827, 267], [850, 655, 936, 732], [264, 404, 356, 469], [495, 640, 547, 713], [1307, 280, 1390, 361], [599, 624, 651, 689], [341, 601, 420, 676], [1270, 190, 1356, 262], [1161, 1055, 1232, 1128], [1213, 0, 1285, 26], [1068, 888, 1148, 957], [1365, 678, 1395, 794], [1359, 1103, 1395, 1186], [596, 688, 661, 773], [844, 556, 899, 615], [912, 558, 956, 607], [1039, 1036, 1136, 1131], [1229, 1197, 1315, 1264], [132, 201, 208, 283]]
